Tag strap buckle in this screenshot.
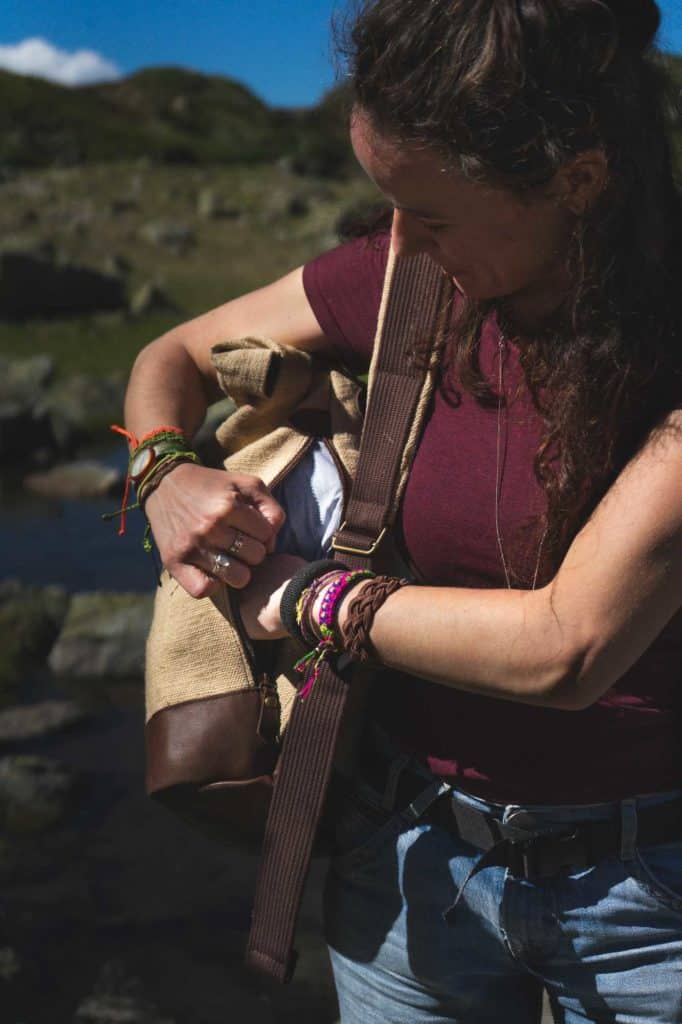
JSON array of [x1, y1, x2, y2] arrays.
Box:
[[332, 521, 388, 557], [507, 828, 587, 880]]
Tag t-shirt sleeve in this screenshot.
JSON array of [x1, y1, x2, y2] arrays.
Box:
[[302, 232, 390, 373]]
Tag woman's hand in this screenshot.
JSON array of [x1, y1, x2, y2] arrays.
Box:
[[238, 553, 306, 640], [143, 462, 286, 599]]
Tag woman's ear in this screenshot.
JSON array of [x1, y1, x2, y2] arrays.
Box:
[[550, 149, 609, 216]]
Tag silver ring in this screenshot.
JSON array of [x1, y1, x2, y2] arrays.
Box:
[[228, 530, 245, 556], [212, 552, 232, 575]]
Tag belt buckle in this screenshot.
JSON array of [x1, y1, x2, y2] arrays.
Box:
[[508, 827, 586, 880], [507, 837, 538, 879]]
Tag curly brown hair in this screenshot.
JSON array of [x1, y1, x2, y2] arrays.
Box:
[[340, 0, 682, 577]]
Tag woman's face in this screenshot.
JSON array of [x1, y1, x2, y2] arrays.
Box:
[[350, 109, 577, 311]]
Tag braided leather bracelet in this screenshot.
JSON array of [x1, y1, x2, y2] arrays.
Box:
[[340, 575, 411, 663]]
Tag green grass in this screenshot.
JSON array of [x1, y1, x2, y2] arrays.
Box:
[[0, 162, 378, 377]]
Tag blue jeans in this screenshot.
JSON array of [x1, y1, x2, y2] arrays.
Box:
[[324, 760, 682, 1023]]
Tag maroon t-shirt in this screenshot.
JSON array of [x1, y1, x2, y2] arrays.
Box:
[[303, 234, 682, 804]]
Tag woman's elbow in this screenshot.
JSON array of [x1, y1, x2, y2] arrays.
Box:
[[540, 642, 606, 712]]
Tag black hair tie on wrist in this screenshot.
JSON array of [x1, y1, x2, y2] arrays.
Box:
[[280, 559, 347, 645]]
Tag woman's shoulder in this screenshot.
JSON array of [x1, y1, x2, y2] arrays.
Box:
[[302, 232, 391, 372]]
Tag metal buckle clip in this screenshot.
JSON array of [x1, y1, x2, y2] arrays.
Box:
[[508, 828, 586, 880], [332, 522, 388, 557]]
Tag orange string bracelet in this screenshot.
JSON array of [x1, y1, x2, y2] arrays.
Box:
[[108, 424, 189, 536]]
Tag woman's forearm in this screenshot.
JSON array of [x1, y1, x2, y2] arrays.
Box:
[[124, 332, 216, 442], [344, 583, 580, 709]]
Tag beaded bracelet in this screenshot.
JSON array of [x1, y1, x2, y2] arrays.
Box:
[[294, 569, 374, 700], [279, 560, 343, 644]]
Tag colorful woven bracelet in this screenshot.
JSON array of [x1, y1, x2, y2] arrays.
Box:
[[136, 451, 201, 507], [104, 424, 199, 541], [294, 569, 375, 700], [279, 560, 343, 645]]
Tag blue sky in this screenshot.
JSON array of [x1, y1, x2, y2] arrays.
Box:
[[0, 0, 681, 107]]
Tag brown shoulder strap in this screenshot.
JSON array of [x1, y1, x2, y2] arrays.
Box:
[[245, 249, 453, 984]]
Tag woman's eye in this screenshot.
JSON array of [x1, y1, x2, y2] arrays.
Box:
[[422, 221, 449, 233]]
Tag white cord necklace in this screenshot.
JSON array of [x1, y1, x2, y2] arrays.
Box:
[[495, 336, 547, 591]]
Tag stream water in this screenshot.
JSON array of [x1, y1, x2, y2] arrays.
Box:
[[0, 444, 156, 593]]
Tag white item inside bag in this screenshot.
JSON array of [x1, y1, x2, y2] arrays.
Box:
[[272, 441, 344, 561]]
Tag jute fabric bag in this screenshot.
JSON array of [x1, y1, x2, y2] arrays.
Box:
[[144, 337, 365, 837]]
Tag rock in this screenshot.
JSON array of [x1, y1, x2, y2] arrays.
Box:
[[24, 460, 123, 500], [0, 755, 78, 832], [48, 593, 154, 679], [0, 353, 55, 401], [110, 197, 138, 216], [261, 188, 311, 223], [0, 946, 21, 982], [0, 582, 70, 700], [129, 282, 176, 317], [196, 188, 241, 221], [74, 961, 175, 1024], [103, 254, 132, 277], [0, 249, 127, 318], [39, 372, 126, 449], [139, 221, 196, 252], [0, 700, 87, 743], [0, 353, 57, 463]]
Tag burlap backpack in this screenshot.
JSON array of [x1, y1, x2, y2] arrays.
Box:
[[143, 248, 453, 982]]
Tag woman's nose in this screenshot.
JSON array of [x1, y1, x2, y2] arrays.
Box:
[[390, 209, 433, 258]]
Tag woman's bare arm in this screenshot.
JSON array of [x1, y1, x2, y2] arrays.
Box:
[[123, 266, 332, 598], [335, 411, 682, 710]]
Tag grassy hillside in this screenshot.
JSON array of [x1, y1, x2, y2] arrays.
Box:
[[0, 66, 351, 173]]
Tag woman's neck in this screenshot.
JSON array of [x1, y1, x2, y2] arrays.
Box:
[[501, 263, 574, 334]]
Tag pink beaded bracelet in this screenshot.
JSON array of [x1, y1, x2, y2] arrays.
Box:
[[294, 569, 374, 699]]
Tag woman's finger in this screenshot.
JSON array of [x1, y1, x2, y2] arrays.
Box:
[[198, 548, 252, 589], [216, 491, 283, 549], [202, 525, 268, 567]]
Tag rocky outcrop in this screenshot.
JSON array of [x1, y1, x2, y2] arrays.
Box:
[[48, 592, 154, 679], [129, 282, 176, 317], [0, 247, 126, 318], [139, 221, 196, 252], [0, 700, 87, 743], [0, 354, 56, 463], [24, 460, 123, 500], [0, 581, 69, 700], [0, 754, 79, 832], [74, 961, 175, 1024], [0, 357, 125, 464]]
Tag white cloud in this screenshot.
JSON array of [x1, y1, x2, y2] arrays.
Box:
[[0, 37, 121, 87]]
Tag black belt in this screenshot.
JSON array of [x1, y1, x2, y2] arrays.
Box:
[[357, 744, 682, 882]]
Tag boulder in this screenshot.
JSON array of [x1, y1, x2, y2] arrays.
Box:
[[0, 700, 87, 743], [0, 946, 21, 982], [74, 961, 175, 1024], [48, 593, 154, 679], [129, 282, 176, 317], [0, 354, 56, 463], [196, 187, 241, 221], [24, 460, 123, 500], [0, 248, 127, 318], [0, 582, 70, 702], [0, 755, 78, 832], [139, 221, 196, 252], [40, 372, 126, 446]]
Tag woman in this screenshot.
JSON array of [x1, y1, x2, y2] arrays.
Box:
[[124, 1, 682, 1020]]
